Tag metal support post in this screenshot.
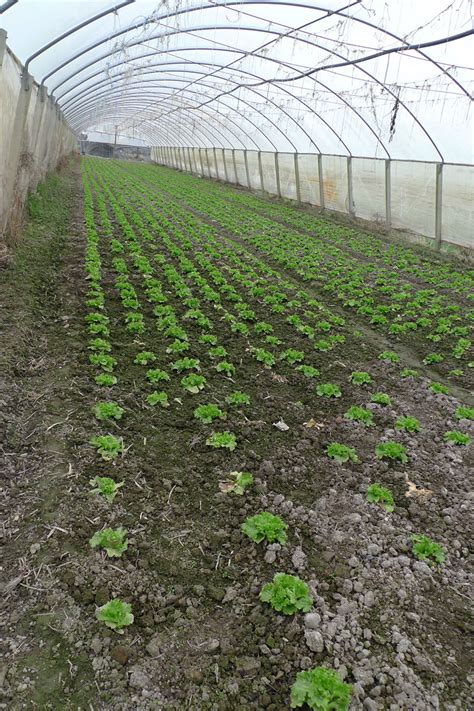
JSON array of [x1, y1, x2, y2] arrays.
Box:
[[294, 152, 301, 203], [274, 152, 281, 198], [318, 154, 325, 209], [385, 159, 392, 230], [435, 162, 443, 251]]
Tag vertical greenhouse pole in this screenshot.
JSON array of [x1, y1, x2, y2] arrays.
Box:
[[294, 152, 301, 203], [258, 150, 264, 193], [205, 148, 212, 177], [274, 152, 281, 198], [318, 154, 325, 209], [435, 162, 443, 250], [232, 149, 238, 185], [385, 159, 392, 230], [189, 147, 197, 174], [244, 150, 251, 188], [222, 148, 229, 182], [199, 148, 205, 177], [347, 157, 355, 217], [213, 146, 220, 179]]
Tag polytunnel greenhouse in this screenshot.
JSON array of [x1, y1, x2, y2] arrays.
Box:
[[1, 0, 473, 708]]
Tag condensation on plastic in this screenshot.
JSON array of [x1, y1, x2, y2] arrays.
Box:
[[297, 153, 321, 206], [233, 150, 248, 187], [352, 157, 386, 223], [214, 148, 226, 181], [442, 164, 474, 249], [278, 153, 297, 201], [391, 161, 436, 239], [322, 155, 348, 212], [260, 151, 278, 195]]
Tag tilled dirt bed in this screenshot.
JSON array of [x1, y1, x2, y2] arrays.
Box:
[[1, 161, 472, 711]]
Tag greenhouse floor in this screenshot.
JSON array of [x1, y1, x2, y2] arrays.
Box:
[[1, 157, 472, 710]]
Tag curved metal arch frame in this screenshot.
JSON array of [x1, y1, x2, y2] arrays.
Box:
[[72, 93, 253, 151], [67, 82, 282, 151], [59, 53, 356, 156], [49, 22, 408, 158], [7, 1, 465, 160], [63, 67, 317, 153]]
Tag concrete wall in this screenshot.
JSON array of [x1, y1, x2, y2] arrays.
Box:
[[0, 32, 76, 248], [151, 146, 473, 257]]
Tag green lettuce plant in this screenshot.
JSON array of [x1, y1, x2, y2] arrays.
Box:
[[366, 483, 394, 512], [89, 476, 124, 503], [181, 373, 206, 393], [280, 349, 305, 364], [443, 430, 470, 446], [378, 350, 400, 364], [396, 415, 421, 433], [90, 434, 123, 461], [455, 406, 474, 421], [134, 351, 156, 365], [146, 368, 170, 383], [316, 383, 341, 398], [241, 512, 288, 544], [344, 406, 373, 426], [194, 404, 224, 424], [88, 338, 111, 353], [400, 368, 418, 378], [375, 442, 408, 463], [227, 471, 253, 495], [215, 361, 236, 376], [171, 357, 201, 373], [206, 431, 237, 450], [411, 534, 445, 565], [254, 349, 275, 368], [93, 401, 124, 421], [260, 573, 313, 615], [350, 371, 372, 385], [290, 667, 352, 710], [326, 443, 358, 464], [296, 365, 320, 378], [225, 391, 250, 406], [370, 392, 391, 406], [147, 391, 169, 408], [429, 382, 449, 395], [95, 373, 118, 387], [89, 353, 116, 372], [90, 527, 128, 557], [96, 599, 133, 633]]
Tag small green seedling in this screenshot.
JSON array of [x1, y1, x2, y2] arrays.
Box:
[[326, 443, 358, 464], [194, 404, 224, 424], [147, 391, 169, 408], [375, 442, 408, 463], [227, 471, 253, 495], [296, 365, 320, 378], [455, 406, 474, 421], [443, 430, 470, 446], [370, 392, 391, 406], [411, 534, 445, 565], [242, 512, 288, 544], [90, 527, 128, 557], [199, 333, 218, 345], [89, 476, 124, 503], [378, 351, 400, 364], [89, 353, 117, 372], [366, 483, 394, 512], [396, 415, 421, 433], [146, 368, 170, 384], [430, 382, 449, 395], [400, 368, 418, 378], [344, 406, 373, 426], [181, 374, 206, 393], [215, 361, 236, 376], [208, 345, 227, 359], [96, 599, 133, 633], [423, 353, 444, 365], [95, 373, 118, 387], [88, 338, 111, 353], [93, 401, 124, 421], [225, 391, 250, 406], [166, 339, 189, 354], [260, 573, 313, 615], [134, 351, 156, 365], [206, 431, 237, 450], [90, 434, 122, 461], [255, 321, 274, 334], [280, 349, 305, 364], [316, 383, 341, 398], [254, 349, 275, 368], [350, 371, 372, 385], [290, 667, 352, 711]]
